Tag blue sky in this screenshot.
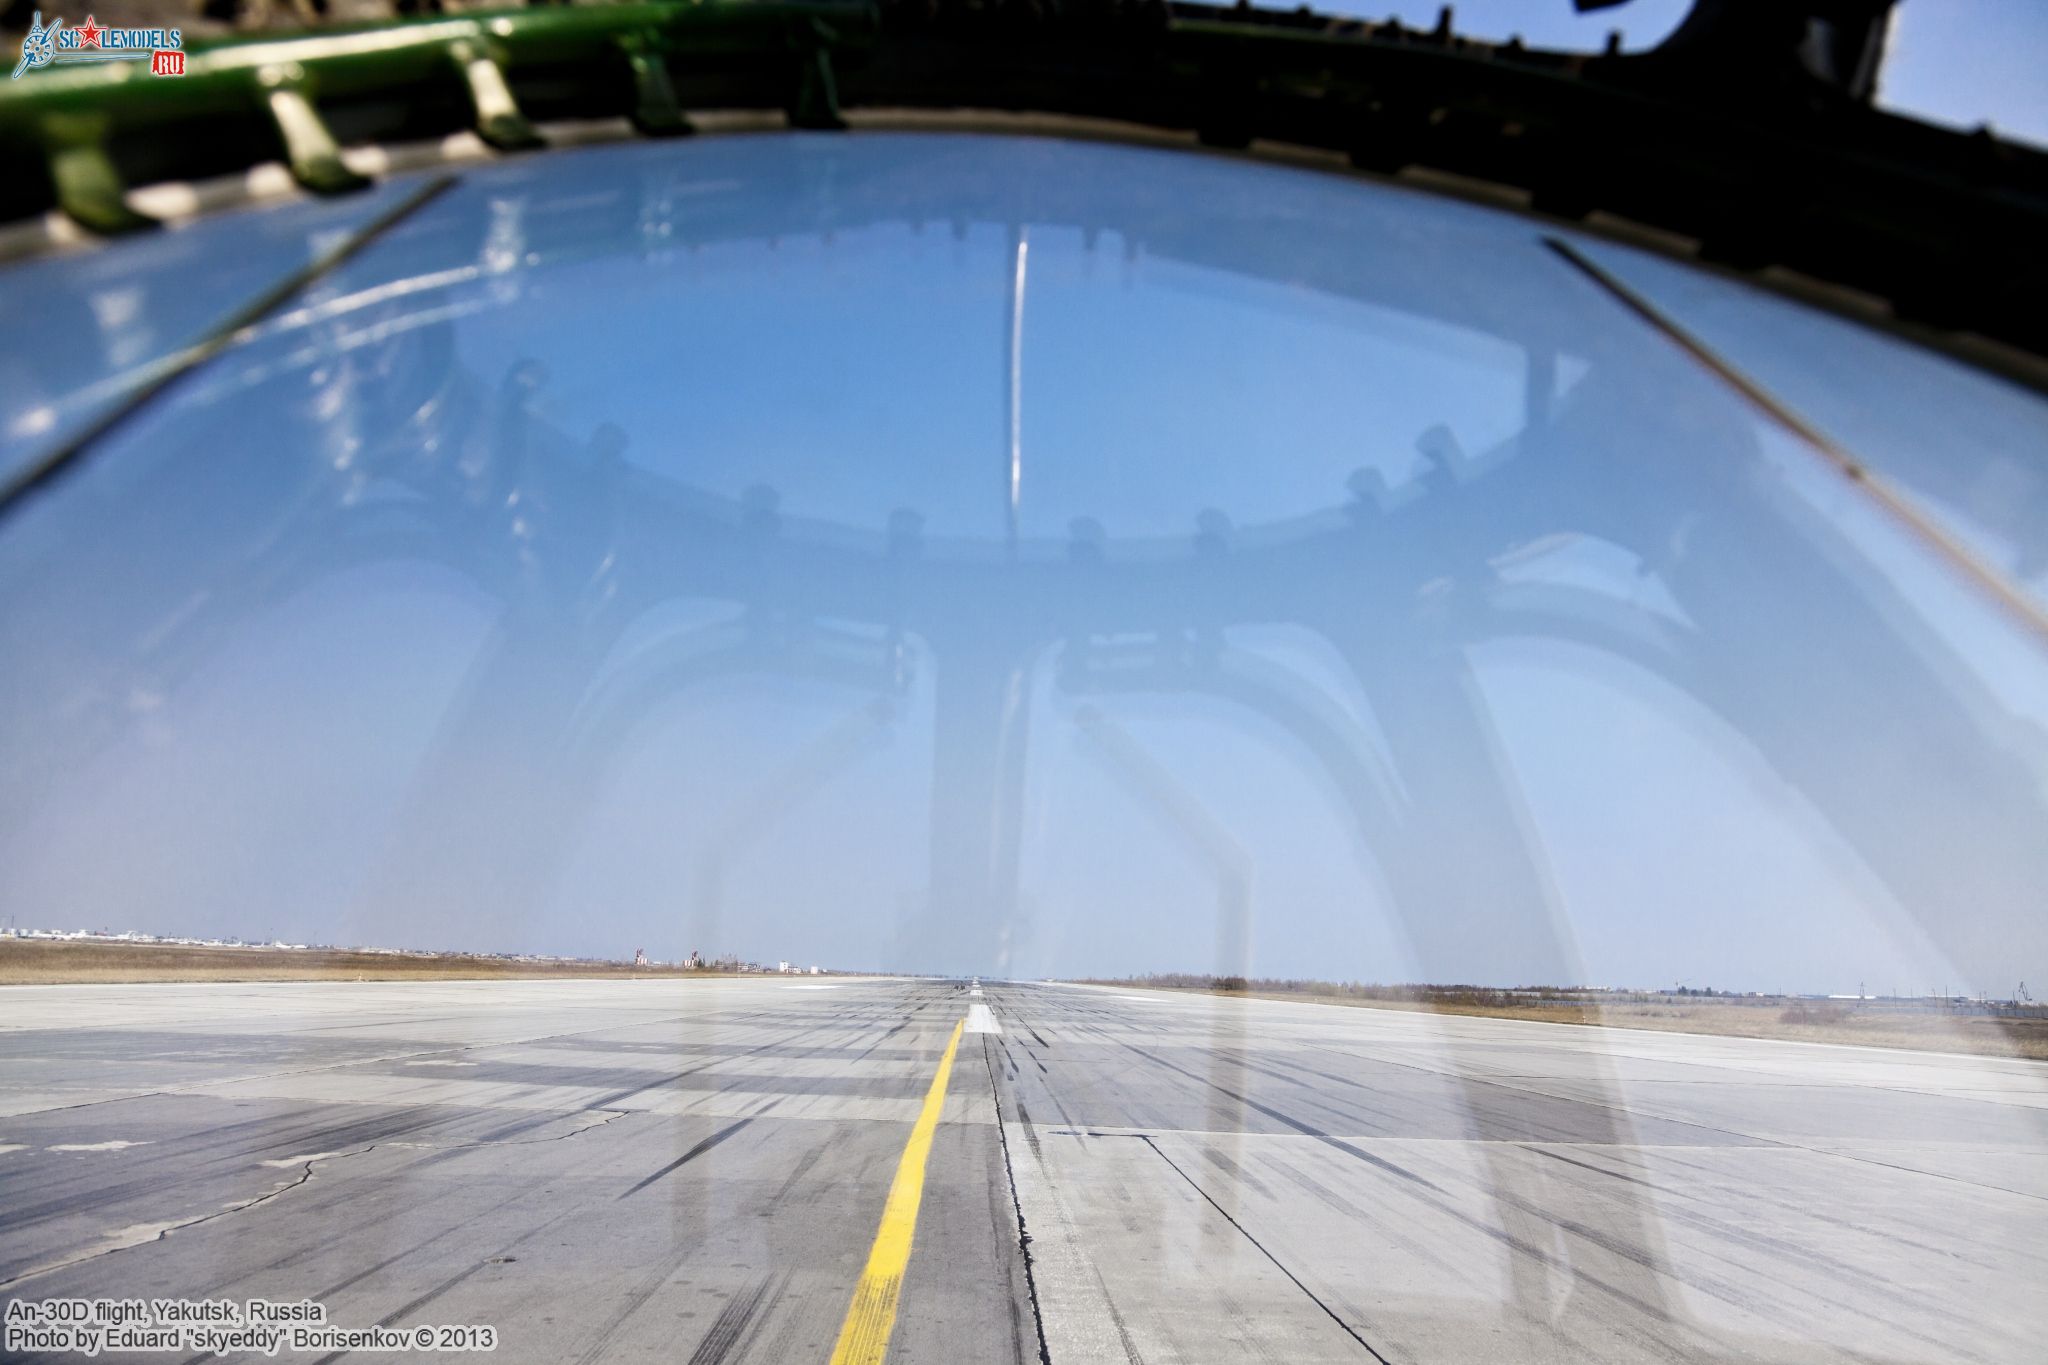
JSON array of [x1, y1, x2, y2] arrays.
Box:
[[1336, 1, 2048, 147], [1882, 0, 2048, 144], [1, 133, 2043, 997]]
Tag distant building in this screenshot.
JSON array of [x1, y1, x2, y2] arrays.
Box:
[[634, 947, 647, 967]]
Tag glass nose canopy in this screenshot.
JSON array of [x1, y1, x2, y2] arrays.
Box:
[[1, 132, 2044, 995]]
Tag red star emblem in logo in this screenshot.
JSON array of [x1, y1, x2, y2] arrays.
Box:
[[76, 15, 102, 48]]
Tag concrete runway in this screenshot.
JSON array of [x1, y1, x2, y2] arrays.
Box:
[[0, 978, 2043, 1363]]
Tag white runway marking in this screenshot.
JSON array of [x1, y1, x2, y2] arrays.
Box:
[[966, 1003, 1002, 1034], [48, 1141, 148, 1153]]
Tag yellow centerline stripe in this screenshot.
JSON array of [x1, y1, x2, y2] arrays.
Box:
[[828, 1017, 967, 1365]]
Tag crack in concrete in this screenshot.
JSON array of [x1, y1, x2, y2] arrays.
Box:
[[0, 1108, 635, 1290]]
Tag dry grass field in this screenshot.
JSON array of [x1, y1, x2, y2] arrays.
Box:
[[1092, 979, 2048, 1061], [0, 937, 743, 985]]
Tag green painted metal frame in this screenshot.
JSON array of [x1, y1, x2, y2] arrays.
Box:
[[0, 1, 872, 230]]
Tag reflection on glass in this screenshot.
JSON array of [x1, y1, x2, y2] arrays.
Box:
[[0, 180, 427, 488], [1567, 236, 2048, 610], [1, 131, 2043, 998]]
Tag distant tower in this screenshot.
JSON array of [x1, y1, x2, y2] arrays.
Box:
[[634, 947, 647, 967]]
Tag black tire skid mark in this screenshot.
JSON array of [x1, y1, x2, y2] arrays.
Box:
[[615, 1118, 755, 1200]]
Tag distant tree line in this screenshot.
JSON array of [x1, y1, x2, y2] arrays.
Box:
[[1083, 974, 2048, 1019], [1083, 974, 1634, 1006]]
